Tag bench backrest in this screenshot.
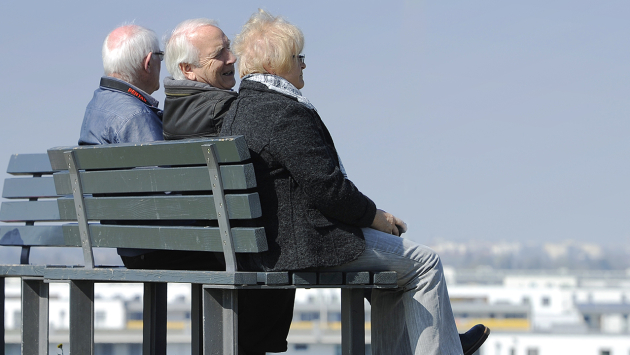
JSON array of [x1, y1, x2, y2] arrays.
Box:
[[0, 153, 65, 268], [1, 136, 266, 272]]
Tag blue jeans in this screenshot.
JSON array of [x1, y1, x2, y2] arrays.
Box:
[[320, 228, 463, 355]]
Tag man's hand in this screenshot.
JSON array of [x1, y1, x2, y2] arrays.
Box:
[[371, 209, 408, 236]]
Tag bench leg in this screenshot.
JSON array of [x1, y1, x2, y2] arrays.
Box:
[[143, 283, 167, 355], [21, 279, 49, 355], [70, 280, 94, 355], [341, 288, 365, 355], [1, 277, 4, 355], [203, 288, 238, 355], [191, 284, 203, 355]]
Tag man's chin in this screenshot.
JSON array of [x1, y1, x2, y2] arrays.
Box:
[[223, 79, 236, 90]]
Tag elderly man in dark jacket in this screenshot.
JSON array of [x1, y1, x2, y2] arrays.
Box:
[[162, 18, 294, 355], [162, 18, 237, 140]]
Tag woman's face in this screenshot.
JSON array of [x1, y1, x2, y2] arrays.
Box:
[[280, 54, 306, 89]]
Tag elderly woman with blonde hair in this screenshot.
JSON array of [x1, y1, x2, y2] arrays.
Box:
[[222, 9, 489, 355]]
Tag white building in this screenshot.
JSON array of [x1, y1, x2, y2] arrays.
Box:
[[3, 268, 630, 355]]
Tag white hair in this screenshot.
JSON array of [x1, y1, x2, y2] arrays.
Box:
[[165, 18, 219, 80], [102, 24, 160, 84]]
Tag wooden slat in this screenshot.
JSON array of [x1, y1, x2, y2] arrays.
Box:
[[319, 272, 343, 285], [257, 272, 290, 285], [56, 193, 262, 220], [346, 272, 370, 285], [374, 271, 398, 286], [52, 164, 256, 195], [0, 200, 62, 222], [293, 272, 317, 285], [0, 265, 45, 277], [6, 154, 54, 175], [48, 136, 250, 170], [61, 224, 267, 252], [0, 226, 65, 246], [43, 268, 259, 285], [2, 177, 59, 199]]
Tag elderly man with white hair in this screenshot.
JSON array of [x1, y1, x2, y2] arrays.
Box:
[[161, 18, 238, 140], [79, 24, 163, 145], [161, 19, 295, 355]]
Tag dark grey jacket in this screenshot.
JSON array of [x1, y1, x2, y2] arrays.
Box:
[[162, 77, 237, 140], [221, 79, 376, 271]]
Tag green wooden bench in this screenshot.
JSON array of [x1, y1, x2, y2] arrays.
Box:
[[1, 136, 398, 355]]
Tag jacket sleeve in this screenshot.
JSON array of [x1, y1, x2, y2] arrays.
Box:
[[269, 103, 376, 228]]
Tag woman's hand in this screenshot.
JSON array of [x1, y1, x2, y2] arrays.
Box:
[[371, 209, 408, 236]]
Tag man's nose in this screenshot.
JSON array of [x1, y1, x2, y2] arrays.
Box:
[[227, 50, 237, 64]]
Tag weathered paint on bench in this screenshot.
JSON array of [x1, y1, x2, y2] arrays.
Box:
[[1, 136, 398, 355]]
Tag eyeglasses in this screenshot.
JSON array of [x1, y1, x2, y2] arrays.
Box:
[[293, 54, 305, 65], [153, 51, 164, 61]]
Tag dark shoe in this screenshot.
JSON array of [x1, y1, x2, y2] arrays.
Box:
[[459, 324, 490, 355]]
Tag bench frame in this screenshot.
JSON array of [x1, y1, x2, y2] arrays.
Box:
[[1, 138, 398, 355]]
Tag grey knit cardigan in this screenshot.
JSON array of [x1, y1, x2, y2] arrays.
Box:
[[221, 79, 377, 271]]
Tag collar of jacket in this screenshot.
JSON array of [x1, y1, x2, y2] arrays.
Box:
[[163, 76, 236, 97], [99, 76, 160, 108]]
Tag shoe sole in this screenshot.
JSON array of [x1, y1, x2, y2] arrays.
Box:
[[463, 326, 490, 355]]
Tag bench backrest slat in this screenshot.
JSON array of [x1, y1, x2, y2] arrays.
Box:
[[2, 177, 59, 199], [55, 194, 261, 220], [62, 225, 267, 252], [52, 164, 256, 195], [0, 200, 62, 222], [7, 154, 55, 175], [48, 137, 250, 170], [0, 226, 65, 246]]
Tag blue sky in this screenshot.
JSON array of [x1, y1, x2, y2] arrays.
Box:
[[0, 0, 628, 247]]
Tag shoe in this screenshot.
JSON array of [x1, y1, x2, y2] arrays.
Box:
[[459, 324, 490, 355]]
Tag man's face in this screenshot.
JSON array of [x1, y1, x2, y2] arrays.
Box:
[[188, 26, 236, 90]]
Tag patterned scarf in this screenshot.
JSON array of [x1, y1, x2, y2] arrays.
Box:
[[243, 74, 317, 111]]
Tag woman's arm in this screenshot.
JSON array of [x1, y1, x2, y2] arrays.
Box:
[[270, 104, 376, 228]]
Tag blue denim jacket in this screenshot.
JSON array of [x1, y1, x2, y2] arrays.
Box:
[[79, 77, 164, 257], [79, 77, 163, 145]]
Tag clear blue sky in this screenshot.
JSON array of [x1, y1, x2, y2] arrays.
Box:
[[0, 0, 628, 247]]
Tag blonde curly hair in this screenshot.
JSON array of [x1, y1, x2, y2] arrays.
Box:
[[233, 9, 304, 77]]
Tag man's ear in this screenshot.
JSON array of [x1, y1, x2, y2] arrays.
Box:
[[143, 52, 153, 72], [180, 63, 196, 81]]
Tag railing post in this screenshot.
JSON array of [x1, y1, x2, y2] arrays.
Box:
[[69, 280, 94, 355], [203, 288, 238, 355], [1, 276, 4, 355], [21, 278, 49, 355], [341, 288, 365, 355], [191, 284, 203, 355], [143, 283, 167, 355]]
